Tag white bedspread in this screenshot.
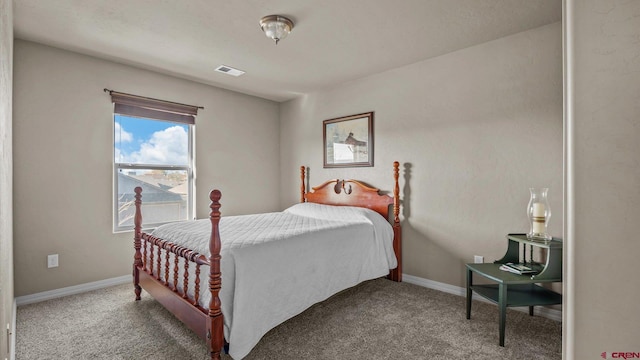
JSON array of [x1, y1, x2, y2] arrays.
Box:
[[150, 202, 397, 359]]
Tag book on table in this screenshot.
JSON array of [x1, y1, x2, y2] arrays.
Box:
[[499, 262, 540, 275]]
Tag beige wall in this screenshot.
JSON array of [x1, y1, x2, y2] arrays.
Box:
[[9, 3, 640, 355], [12, 40, 281, 296], [280, 23, 563, 288], [0, 0, 13, 357], [566, 0, 640, 357]]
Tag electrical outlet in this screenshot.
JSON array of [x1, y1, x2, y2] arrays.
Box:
[[474, 255, 484, 264], [47, 254, 59, 268]]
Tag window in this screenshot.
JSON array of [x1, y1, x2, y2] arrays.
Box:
[[110, 91, 199, 232]]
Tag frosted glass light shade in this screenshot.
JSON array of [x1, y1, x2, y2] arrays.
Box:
[[260, 15, 294, 44]]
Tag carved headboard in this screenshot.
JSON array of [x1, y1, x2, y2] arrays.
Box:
[[299, 161, 400, 224], [299, 161, 402, 282]]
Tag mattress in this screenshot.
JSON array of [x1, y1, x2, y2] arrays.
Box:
[[150, 202, 397, 359]]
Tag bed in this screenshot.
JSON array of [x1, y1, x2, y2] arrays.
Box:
[[132, 162, 402, 359]]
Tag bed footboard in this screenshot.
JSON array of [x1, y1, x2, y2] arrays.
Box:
[[133, 187, 224, 360]]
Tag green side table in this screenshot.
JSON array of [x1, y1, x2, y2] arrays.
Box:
[[465, 233, 562, 346]]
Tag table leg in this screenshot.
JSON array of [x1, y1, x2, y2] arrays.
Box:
[[466, 268, 472, 319], [529, 306, 534, 316], [499, 283, 507, 347]]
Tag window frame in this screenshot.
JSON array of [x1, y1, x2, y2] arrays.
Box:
[[109, 91, 198, 233]]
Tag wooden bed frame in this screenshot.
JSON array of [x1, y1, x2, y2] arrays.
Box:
[[132, 161, 402, 360]]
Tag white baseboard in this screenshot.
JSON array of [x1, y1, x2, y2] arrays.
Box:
[[13, 272, 561, 322], [402, 273, 562, 322], [15, 275, 131, 307]]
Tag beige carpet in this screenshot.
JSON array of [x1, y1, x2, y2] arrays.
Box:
[[16, 278, 561, 359]]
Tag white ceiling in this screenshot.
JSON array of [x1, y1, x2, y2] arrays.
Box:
[[14, 0, 561, 102]]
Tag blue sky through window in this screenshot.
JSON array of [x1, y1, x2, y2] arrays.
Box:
[[114, 114, 189, 166]]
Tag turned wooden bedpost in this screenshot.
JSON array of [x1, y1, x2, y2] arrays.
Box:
[[133, 186, 143, 300], [300, 166, 306, 203], [207, 189, 224, 360], [389, 161, 402, 282]]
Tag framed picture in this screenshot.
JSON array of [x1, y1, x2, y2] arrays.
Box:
[[323, 112, 374, 168]]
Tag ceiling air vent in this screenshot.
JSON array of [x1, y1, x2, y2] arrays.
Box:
[[215, 65, 245, 77]]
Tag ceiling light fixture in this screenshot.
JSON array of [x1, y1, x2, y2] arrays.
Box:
[[259, 15, 294, 45]]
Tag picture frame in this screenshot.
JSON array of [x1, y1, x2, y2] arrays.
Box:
[[323, 112, 374, 168]]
